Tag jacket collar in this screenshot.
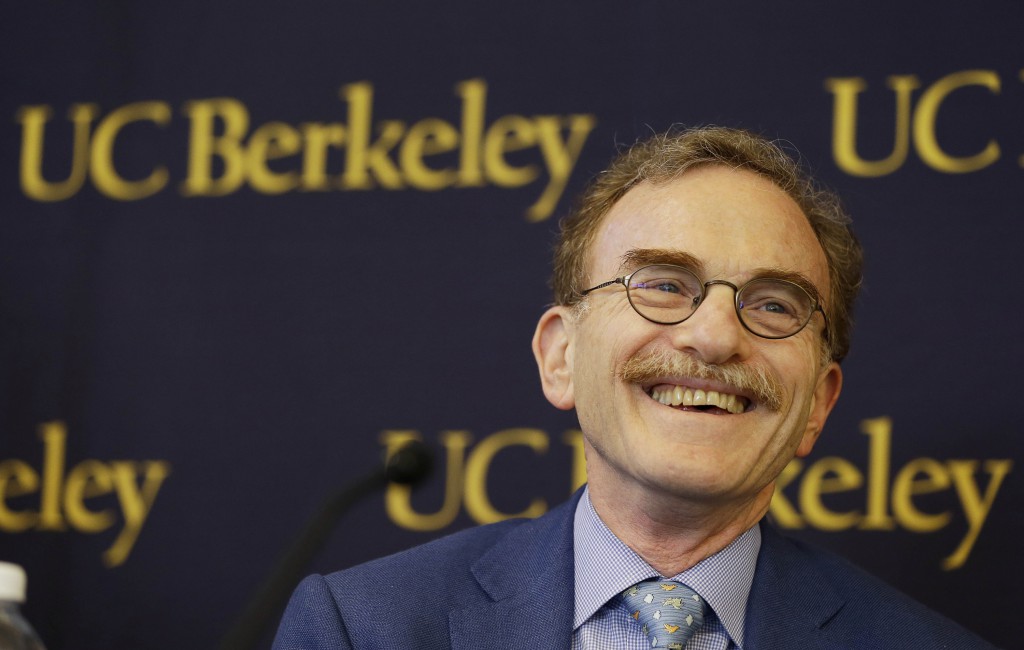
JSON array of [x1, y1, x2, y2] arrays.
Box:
[[445, 494, 849, 649], [448, 489, 583, 650]]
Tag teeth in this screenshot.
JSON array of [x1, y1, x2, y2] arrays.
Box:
[[649, 386, 748, 414]]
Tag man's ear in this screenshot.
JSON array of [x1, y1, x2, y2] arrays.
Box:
[[795, 361, 843, 458], [532, 306, 575, 410]]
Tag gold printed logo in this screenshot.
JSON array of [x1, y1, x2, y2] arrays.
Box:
[[15, 79, 597, 221], [0, 422, 171, 567], [825, 69, 1014, 176]]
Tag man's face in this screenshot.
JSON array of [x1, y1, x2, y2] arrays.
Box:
[[534, 165, 842, 508]]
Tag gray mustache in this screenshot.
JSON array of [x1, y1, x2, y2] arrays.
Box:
[[618, 349, 784, 412]]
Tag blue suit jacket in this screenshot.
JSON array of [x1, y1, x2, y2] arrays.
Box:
[[273, 490, 998, 649]]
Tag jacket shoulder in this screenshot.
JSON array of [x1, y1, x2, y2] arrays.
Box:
[[752, 524, 1001, 649], [328, 515, 527, 593], [275, 492, 580, 649]]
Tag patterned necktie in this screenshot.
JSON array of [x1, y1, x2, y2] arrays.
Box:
[[620, 579, 706, 648]]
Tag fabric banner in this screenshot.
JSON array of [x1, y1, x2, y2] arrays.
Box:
[[2, 2, 1020, 648]]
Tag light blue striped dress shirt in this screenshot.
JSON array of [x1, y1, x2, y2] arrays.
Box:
[[572, 488, 760, 650]]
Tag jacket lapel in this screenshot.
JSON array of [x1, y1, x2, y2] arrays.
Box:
[[449, 491, 581, 650], [744, 522, 847, 649]]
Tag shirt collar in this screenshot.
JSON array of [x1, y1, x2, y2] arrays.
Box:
[[573, 487, 760, 648]]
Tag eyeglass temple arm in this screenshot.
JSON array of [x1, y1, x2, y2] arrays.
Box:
[[815, 304, 831, 341], [579, 277, 625, 296]]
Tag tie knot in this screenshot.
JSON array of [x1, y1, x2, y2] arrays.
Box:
[[620, 579, 705, 648]]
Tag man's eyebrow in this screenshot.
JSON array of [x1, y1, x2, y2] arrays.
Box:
[[750, 267, 827, 305], [619, 248, 706, 276]]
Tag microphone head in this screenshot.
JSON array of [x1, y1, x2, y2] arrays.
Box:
[[384, 441, 433, 485]]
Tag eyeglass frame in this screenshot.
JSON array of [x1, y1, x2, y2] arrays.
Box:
[[579, 263, 830, 341]]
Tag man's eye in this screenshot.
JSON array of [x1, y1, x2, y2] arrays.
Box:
[[761, 302, 790, 314], [635, 280, 682, 293], [745, 298, 801, 317]]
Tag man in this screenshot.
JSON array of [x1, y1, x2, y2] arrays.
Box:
[[273, 127, 997, 649]]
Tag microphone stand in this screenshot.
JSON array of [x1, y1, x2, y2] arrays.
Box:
[[219, 442, 432, 650]]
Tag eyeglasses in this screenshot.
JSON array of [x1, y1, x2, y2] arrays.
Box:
[[580, 264, 828, 340]]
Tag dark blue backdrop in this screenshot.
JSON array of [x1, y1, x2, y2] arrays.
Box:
[[2, 2, 1021, 648]]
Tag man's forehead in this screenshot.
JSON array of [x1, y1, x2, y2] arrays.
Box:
[[589, 169, 831, 301]]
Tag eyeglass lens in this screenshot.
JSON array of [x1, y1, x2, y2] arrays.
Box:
[[625, 265, 815, 338]]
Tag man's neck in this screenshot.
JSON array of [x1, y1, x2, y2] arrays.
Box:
[[586, 474, 772, 576]]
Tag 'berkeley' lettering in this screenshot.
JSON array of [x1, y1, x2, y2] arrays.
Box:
[[0, 422, 171, 568], [16, 79, 597, 221]]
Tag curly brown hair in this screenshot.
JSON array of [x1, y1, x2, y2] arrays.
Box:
[[552, 126, 863, 363]]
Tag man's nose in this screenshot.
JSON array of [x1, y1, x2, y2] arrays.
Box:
[[667, 284, 751, 364]]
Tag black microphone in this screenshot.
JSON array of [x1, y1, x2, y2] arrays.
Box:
[[220, 442, 433, 650], [384, 440, 433, 484]]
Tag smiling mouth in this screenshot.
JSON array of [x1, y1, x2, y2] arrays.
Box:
[[647, 384, 750, 414]]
